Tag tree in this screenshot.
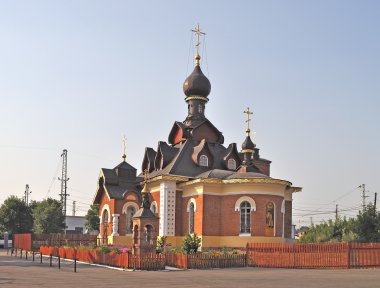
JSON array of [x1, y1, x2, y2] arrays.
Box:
[[299, 217, 357, 243], [85, 204, 100, 233], [33, 198, 66, 233], [0, 195, 33, 235], [353, 203, 380, 242]]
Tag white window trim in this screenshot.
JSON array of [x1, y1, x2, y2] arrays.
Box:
[[122, 202, 139, 215], [100, 204, 111, 223], [122, 202, 139, 235], [235, 196, 256, 212], [186, 198, 197, 212]]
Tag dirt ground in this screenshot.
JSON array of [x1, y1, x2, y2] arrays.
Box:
[[0, 250, 379, 288]]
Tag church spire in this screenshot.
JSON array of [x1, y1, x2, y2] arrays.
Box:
[[183, 24, 211, 124], [241, 107, 256, 166], [122, 135, 127, 161]]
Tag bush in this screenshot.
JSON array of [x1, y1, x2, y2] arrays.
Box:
[[182, 233, 201, 254], [156, 236, 171, 254]]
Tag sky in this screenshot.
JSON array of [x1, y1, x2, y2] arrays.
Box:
[[1, 0, 379, 226]]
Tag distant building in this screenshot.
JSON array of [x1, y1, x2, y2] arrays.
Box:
[[92, 26, 302, 249], [65, 216, 86, 234]]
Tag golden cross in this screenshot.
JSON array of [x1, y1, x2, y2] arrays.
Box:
[[122, 135, 127, 161], [243, 107, 254, 133], [191, 23, 206, 65]]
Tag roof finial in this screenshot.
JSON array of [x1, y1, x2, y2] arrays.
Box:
[[191, 23, 206, 66], [122, 135, 127, 161], [243, 107, 253, 136]]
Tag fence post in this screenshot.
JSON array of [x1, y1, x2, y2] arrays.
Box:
[[74, 258, 77, 273], [25, 250, 28, 260], [50, 254, 52, 267], [33, 251, 35, 262], [347, 242, 351, 269], [40, 252, 43, 264], [58, 255, 61, 269], [20, 249, 22, 259]]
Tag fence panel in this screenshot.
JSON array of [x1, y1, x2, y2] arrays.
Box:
[[13, 234, 32, 251], [247, 243, 350, 269], [350, 243, 380, 268]]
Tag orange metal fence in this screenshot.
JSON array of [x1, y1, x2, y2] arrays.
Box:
[[39, 246, 165, 270], [13, 233, 32, 251], [165, 252, 246, 269], [247, 242, 380, 269], [350, 243, 380, 268]]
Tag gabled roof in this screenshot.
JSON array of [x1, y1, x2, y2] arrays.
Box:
[[155, 141, 179, 169], [93, 161, 142, 204], [142, 147, 157, 172]]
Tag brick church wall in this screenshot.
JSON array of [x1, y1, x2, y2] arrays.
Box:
[[284, 200, 292, 238]]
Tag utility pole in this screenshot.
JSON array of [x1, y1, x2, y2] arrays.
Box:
[[24, 184, 32, 206], [335, 204, 338, 221], [72, 201, 76, 216], [374, 192, 377, 211], [359, 184, 368, 210], [58, 149, 69, 221], [310, 217, 314, 227]]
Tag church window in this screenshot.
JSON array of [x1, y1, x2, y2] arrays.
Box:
[[266, 202, 275, 228], [199, 155, 208, 167], [151, 202, 157, 215], [126, 206, 136, 234], [198, 104, 203, 113], [240, 201, 251, 234], [227, 158, 236, 170], [189, 202, 195, 234]]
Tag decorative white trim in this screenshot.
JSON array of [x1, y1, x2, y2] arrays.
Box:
[[234, 196, 256, 212], [239, 233, 251, 237], [159, 181, 176, 236], [111, 214, 120, 236], [122, 202, 139, 215], [100, 204, 111, 222], [186, 198, 197, 212], [183, 190, 286, 198]]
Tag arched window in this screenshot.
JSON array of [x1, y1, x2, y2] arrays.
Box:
[[151, 202, 157, 215], [199, 155, 208, 167], [198, 104, 203, 114], [227, 158, 236, 170], [126, 206, 136, 234], [102, 209, 109, 239], [240, 201, 251, 234], [189, 202, 195, 234]]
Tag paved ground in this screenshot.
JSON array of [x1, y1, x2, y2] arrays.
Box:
[[0, 250, 379, 288]]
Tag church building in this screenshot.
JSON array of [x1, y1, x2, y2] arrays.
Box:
[[92, 25, 301, 250]]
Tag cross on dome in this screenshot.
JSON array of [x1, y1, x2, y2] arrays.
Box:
[[243, 107, 253, 135], [122, 135, 127, 161], [191, 24, 206, 66]]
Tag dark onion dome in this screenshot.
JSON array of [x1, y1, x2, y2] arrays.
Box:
[[242, 134, 255, 152], [183, 65, 211, 99]]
